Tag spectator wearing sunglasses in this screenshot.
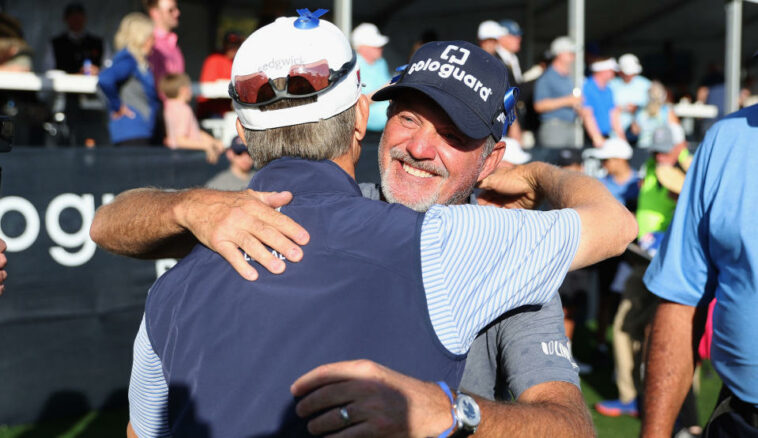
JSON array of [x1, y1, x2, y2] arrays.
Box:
[[351, 23, 392, 132], [205, 136, 255, 191]]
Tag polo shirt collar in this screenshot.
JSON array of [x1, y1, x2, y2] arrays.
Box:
[[248, 157, 362, 199]]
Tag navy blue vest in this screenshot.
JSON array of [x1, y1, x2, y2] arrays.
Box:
[[145, 158, 467, 437]]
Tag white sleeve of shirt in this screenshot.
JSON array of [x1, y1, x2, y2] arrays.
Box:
[[420, 204, 581, 355], [129, 316, 171, 438]]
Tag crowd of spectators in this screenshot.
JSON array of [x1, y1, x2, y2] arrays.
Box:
[[470, 17, 756, 438]]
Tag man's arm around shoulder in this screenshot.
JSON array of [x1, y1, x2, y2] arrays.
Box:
[[479, 162, 638, 270], [90, 187, 310, 281]]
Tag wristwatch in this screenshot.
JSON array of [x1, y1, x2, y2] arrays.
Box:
[[450, 391, 481, 437]]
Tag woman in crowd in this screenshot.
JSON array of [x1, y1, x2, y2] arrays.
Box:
[[631, 80, 681, 149], [98, 13, 159, 145]]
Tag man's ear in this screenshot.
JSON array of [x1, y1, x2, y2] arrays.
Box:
[[477, 140, 507, 182], [235, 118, 247, 144], [354, 94, 370, 143]]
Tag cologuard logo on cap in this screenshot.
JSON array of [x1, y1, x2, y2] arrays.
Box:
[[405, 44, 494, 103], [374, 40, 516, 141]]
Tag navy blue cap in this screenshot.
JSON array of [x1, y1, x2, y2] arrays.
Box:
[[499, 19, 522, 37], [373, 41, 513, 141], [229, 135, 248, 153]]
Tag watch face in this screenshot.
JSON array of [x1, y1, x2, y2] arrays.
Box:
[[455, 394, 481, 428]]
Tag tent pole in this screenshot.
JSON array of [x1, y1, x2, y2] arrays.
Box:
[[725, 0, 742, 114], [334, 0, 352, 36], [569, 0, 585, 148]]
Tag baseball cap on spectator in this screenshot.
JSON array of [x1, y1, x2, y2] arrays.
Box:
[[351, 23, 388, 48], [373, 40, 513, 141], [229, 135, 247, 154], [550, 36, 575, 56], [618, 53, 642, 75], [230, 13, 361, 130], [589, 138, 633, 160], [502, 138, 531, 164], [223, 30, 243, 47], [499, 19, 522, 37], [555, 148, 583, 167], [477, 20, 505, 40], [648, 125, 675, 153], [590, 58, 619, 72]]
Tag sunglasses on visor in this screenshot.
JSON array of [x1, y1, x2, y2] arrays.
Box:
[[229, 51, 357, 107]]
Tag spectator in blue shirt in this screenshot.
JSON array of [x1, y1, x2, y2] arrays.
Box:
[[588, 138, 639, 209], [534, 36, 583, 149], [582, 57, 626, 147], [609, 54, 651, 143], [642, 104, 758, 437], [351, 23, 392, 132]]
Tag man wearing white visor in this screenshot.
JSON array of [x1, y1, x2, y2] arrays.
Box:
[[477, 20, 504, 56], [582, 57, 626, 147]]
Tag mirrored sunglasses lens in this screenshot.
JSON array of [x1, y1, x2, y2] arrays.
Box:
[[256, 82, 276, 103], [286, 76, 317, 95], [289, 61, 331, 94], [235, 73, 269, 104]]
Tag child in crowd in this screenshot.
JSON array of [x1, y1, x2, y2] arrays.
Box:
[[159, 73, 224, 163]]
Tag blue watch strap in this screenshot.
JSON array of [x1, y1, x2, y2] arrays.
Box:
[[435, 381, 456, 438]]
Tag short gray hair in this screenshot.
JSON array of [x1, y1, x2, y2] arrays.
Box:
[[482, 135, 497, 158], [242, 79, 357, 168]]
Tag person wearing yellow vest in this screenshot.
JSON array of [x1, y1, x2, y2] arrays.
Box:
[[636, 124, 690, 239], [596, 124, 698, 434]]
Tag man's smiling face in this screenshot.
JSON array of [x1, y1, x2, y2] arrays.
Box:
[[378, 90, 491, 212]]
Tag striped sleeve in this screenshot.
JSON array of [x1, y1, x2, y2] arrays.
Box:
[[129, 315, 171, 438], [420, 205, 581, 355]]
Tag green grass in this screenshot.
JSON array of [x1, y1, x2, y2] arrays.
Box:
[[0, 409, 127, 438], [575, 321, 722, 437], [0, 322, 722, 437]]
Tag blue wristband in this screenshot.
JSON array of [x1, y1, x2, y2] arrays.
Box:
[[435, 381, 456, 438]]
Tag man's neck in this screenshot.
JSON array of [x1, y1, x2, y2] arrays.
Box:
[[67, 30, 85, 39], [330, 155, 356, 180], [230, 165, 250, 180], [610, 165, 632, 184], [154, 24, 172, 34]]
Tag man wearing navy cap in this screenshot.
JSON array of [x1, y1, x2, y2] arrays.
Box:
[[97, 15, 631, 438], [496, 19, 523, 84], [204, 136, 255, 191]]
